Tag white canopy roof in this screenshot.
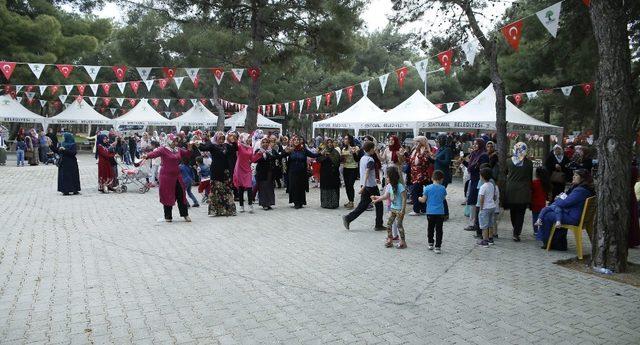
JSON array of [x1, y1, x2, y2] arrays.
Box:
[[0, 94, 46, 125], [114, 99, 172, 126], [225, 108, 282, 132], [47, 99, 113, 125], [420, 84, 563, 135], [172, 103, 218, 127], [312, 96, 386, 136], [381, 90, 446, 135]]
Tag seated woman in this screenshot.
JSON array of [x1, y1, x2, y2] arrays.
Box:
[[535, 169, 595, 250]]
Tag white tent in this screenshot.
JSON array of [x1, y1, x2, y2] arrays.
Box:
[[172, 103, 219, 131], [113, 99, 172, 126], [0, 94, 46, 128], [382, 90, 446, 137], [312, 96, 386, 137], [46, 99, 113, 130], [225, 108, 282, 133], [420, 84, 563, 135]]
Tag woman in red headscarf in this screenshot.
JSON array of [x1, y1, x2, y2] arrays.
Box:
[[378, 135, 405, 184], [96, 134, 116, 193]]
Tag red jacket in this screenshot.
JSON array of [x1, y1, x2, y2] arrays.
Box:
[[530, 179, 547, 212]]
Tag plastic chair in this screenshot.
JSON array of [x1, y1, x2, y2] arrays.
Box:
[[546, 196, 597, 259]]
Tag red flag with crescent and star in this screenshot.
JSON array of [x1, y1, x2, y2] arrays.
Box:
[[247, 67, 261, 81], [290, 101, 296, 113], [163, 67, 176, 79], [77, 84, 86, 96], [0, 62, 16, 80], [305, 98, 312, 110], [513, 93, 524, 106], [112, 65, 127, 81], [100, 83, 111, 95], [49, 85, 59, 95], [277, 103, 282, 115], [158, 78, 169, 90], [501, 20, 524, 51], [396, 67, 408, 88], [211, 68, 224, 84], [581, 82, 594, 96], [102, 97, 111, 106], [437, 50, 453, 75], [128, 98, 137, 107], [325, 92, 332, 107], [151, 98, 160, 107], [130, 81, 140, 95], [56, 64, 74, 78], [345, 86, 355, 102], [179, 98, 186, 107]]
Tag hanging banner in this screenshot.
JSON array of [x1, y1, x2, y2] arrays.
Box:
[[178, 98, 186, 106], [581, 82, 594, 96], [200, 98, 208, 106], [128, 98, 137, 107], [335, 89, 343, 105], [110, 108, 117, 115], [89, 84, 99, 95], [284, 102, 289, 114], [413, 59, 428, 82], [0, 62, 17, 80], [64, 85, 73, 94], [190, 99, 197, 105], [185, 68, 199, 83], [277, 103, 282, 115], [526, 91, 538, 100], [396, 67, 408, 88], [379, 73, 389, 94], [116, 82, 126, 94], [158, 78, 169, 90], [77, 84, 86, 96], [305, 97, 312, 110], [174, 77, 184, 89], [162, 67, 176, 79], [298, 99, 304, 113], [461, 40, 479, 65], [446, 102, 454, 112], [59, 95, 68, 103], [116, 98, 124, 106], [513, 93, 524, 106], [88, 97, 97, 105], [112, 65, 128, 81], [136, 67, 152, 80], [83, 65, 101, 81], [324, 92, 332, 107], [346, 85, 355, 102], [143, 79, 154, 91], [57, 64, 74, 78], [130, 81, 140, 95], [100, 83, 111, 95], [28, 63, 45, 79], [501, 20, 524, 51], [360, 80, 370, 97], [536, 2, 563, 38], [163, 99, 171, 107], [38, 85, 47, 95], [39, 100, 47, 107], [211, 68, 224, 85], [561, 86, 573, 97], [458, 101, 467, 107], [247, 67, 261, 81], [231, 68, 244, 82], [315, 95, 322, 110], [290, 101, 296, 113], [192, 74, 200, 88], [437, 50, 453, 75], [102, 97, 111, 106]]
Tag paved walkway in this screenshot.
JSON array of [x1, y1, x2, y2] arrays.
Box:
[[0, 154, 638, 344]]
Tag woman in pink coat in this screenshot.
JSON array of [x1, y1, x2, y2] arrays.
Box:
[[233, 133, 261, 213], [143, 134, 191, 222]]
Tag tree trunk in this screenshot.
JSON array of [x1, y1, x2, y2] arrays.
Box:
[[246, 0, 267, 132], [543, 105, 551, 155], [589, 0, 634, 272], [211, 82, 226, 131]]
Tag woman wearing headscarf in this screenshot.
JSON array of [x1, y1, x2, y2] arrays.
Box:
[[270, 135, 284, 188], [198, 131, 237, 216], [504, 142, 534, 242], [486, 141, 499, 183], [49, 132, 81, 195], [463, 138, 489, 230], [0, 130, 7, 166], [340, 134, 359, 209], [142, 134, 191, 222], [434, 135, 453, 218], [545, 144, 571, 199], [535, 169, 595, 250], [408, 136, 434, 216], [567, 145, 593, 177], [254, 137, 278, 210], [96, 134, 116, 193], [317, 138, 342, 209], [284, 135, 319, 209], [378, 135, 404, 183], [234, 133, 261, 213]]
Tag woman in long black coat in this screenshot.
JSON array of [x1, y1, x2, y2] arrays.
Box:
[[544, 144, 571, 199], [49, 132, 81, 195], [317, 138, 341, 209]]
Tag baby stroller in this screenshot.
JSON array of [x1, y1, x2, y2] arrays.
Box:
[[115, 160, 151, 193], [44, 151, 57, 165]]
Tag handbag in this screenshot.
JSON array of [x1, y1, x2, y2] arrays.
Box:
[[550, 171, 565, 184], [25, 150, 33, 159]]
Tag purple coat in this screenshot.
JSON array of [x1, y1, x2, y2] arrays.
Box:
[[147, 147, 190, 206], [233, 144, 260, 188]]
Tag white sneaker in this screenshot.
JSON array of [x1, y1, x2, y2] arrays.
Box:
[[428, 243, 434, 250], [248, 205, 254, 214], [240, 205, 245, 213], [408, 211, 419, 216], [434, 247, 442, 254]]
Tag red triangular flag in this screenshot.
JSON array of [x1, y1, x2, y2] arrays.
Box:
[[305, 98, 312, 110], [345, 86, 355, 102], [582, 0, 590, 7], [0, 62, 17, 80], [247, 67, 261, 81], [193, 74, 200, 88], [151, 98, 160, 107], [324, 92, 332, 107], [291, 101, 296, 112], [112, 65, 127, 81], [130, 81, 140, 95], [581, 82, 594, 96], [49, 85, 59, 95], [163, 67, 176, 79], [501, 20, 524, 51], [102, 97, 111, 106], [25, 85, 34, 93], [77, 84, 86, 96], [395, 67, 408, 88], [211, 68, 224, 84], [513, 93, 523, 106], [437, 50, 454, 75], [100, 83, 111, 95], [277, 103, 282, 115], [56, 64, 74, 78], [128, 98, 137, 107], [458, 100, 467, 107], [436, 104, 443, 109], [158, 78, 168, 90], [179, 98, 186, 106], [200, 98, 208, 105]]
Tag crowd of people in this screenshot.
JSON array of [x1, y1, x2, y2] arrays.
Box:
[[3, 126, 639, 254]]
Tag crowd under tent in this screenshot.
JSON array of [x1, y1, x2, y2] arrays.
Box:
[[113, 99, 173, 127], [45, 99, 114, 132], [225, 108, 282, 133], [380, 90, 447, 137], [420, 84, 563, 136], [0, 94, 47, 129], [172, 103, 219, 132], [312, 96, 386, 137]]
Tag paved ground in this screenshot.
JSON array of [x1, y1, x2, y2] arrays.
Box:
[[0, 153, 639, 345]]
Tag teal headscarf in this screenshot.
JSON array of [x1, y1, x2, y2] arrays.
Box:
[[61, 132, 75, 149]]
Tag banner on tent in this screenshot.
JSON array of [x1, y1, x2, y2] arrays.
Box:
[[47, 119, 113, 125], [419, 120, 563, 135]]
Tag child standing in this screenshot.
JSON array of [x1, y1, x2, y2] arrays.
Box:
[[531, 167, 551, 234], [477, 168, 499, 247], [179, 156, 200, 208], [371, 166, 407, 249], [196, 156, 211, 204], [15, 135, 26, 167], [418, 170, 447, 254]]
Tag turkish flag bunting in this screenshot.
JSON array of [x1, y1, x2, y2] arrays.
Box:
[[0, 61, 17, 80], [305, 98, 312, 110], [514, 93, 524, 106], [102, 97, 111, 106], [130, 81, 140, 95], [163, 67, 176, 79], [325, 92, 332, 107], [582, 0, 590, 6], [247, 67, 261, 81], [25, 85, 34, 93], [290, 101, 296, 112], [179, 98, 186, 106], [211, 68, 224, 83], [200, 98, 208, 105], [75, 95, 83, 103], [49, 85, 59, 95], [100, 83, 111, 95], [345, 86, 355, 102], [28, 97, 37, 105], [112, 65, 128, 81], [501, 20, 524, 51], [437, 50, 454, 75], [193, 74, 200, 88], [277, 103, 282, 115], [436, 104, 443, 109], [266, 104, 272, 115], [77, 84, 86, 96], [151, 98, 160, 107], [158, 78, 169, 90], [396, 67, 408, 88], [458, 100, 467, 107], [581, 82, 594, 96], [56, 64, 74, 78], [128, 98, 137, 107]]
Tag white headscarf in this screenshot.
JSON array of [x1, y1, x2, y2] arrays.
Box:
[[552, 144, 564, 163]]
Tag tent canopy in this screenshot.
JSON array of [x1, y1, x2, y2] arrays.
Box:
[[0, 94, 46, 125], [114, 99, 172, 126], [225, 108, 282, 132], [47, 99, 113, 125], [381, 90, 446, 136], [172, 103, 218, 127], [420, 84, 563, 135], [312, 96, 386, 136]]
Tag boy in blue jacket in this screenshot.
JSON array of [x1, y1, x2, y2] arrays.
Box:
[[179, 156, 200, 208]]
